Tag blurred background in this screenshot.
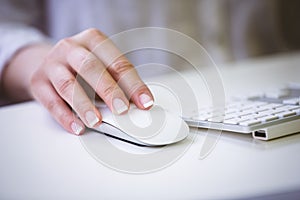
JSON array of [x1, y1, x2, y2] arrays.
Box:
[[1, 0, 300, 68]]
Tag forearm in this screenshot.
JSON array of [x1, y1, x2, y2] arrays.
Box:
[[2, 43, 52, 102]]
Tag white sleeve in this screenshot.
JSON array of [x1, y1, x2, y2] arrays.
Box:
[[0, 23, 49, 78]]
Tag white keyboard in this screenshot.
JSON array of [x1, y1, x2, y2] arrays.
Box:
[[184, 84, 300, 140]]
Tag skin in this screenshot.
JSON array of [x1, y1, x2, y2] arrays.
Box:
[[2, 28, 154, 135]]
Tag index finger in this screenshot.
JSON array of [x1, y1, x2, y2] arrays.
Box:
[[73, 28, 154, 109]]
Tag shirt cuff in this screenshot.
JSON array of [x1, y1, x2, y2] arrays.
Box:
[[0, 23, 49, 78]]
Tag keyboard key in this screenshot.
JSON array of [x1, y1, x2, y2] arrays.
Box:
[[275, 111, 296, 118], [292, 109, 300, 114], [286, 105, 300, 110], [207, 116, 224, 122], [256, 115, 279, 122], [259, 103, 284, 109], [238, 110, 253, 116], [252, 107, 268, 113], [239, 119, 261, 126], [223, 118, 240, 125], [255, 113, 268, 118], [270, 103, 286, 109], [259, 109, 277, 116], [239, 114, 260, 120], [224, 113, 238, 120], [271, 109, 285, 115], [275, 105, 300, 112]]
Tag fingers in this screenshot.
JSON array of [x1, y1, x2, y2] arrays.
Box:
[[45, 63, 102, 128], [66, 46, 129, 114], [110, 61, 154, 109], [72, 28, 154, 109], [30, 28, 155, 137], [30, 73, 85, 135]]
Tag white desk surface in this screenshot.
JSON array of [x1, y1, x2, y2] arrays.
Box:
[[1, 52, 300, 199]]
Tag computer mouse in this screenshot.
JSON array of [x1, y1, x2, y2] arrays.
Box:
[[91, 102, 189, 146]]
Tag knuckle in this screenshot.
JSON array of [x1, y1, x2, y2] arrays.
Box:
[[45, 99, 72, 126], [59, 37, 74, 46], [128, 81, 145, 95], [47, 38, 75, 60], [45, 98, 61, 113], [82, 28, 107, 47], [109, 60, 133, 78], [84, 28, 105, 38], [56, 110, 72, 126], [56, 38, 74, 51], [80, 55, 99, 74], [56, 77, 76, 95], [102, 83, 118, 98]]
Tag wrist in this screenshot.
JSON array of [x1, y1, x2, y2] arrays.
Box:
[[2, 43, 52, 103]]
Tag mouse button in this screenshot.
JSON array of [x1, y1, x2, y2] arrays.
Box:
[[96, 104, 189, 146], [98, 105, 114, 123], [128, 108, 152, 128], [137, 113, 189, 145], [110, 106, 166, 139]]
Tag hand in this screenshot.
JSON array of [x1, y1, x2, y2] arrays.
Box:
[[4, 28, 154, 135]]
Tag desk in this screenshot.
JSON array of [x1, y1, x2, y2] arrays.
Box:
[[1, 53, 300, 199]]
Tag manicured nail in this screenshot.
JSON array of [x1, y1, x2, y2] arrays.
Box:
[[139, 93, 153, 108], [113, 98, 128, 114], [71, 122, 83, 135], [85, 111, 100, 127]]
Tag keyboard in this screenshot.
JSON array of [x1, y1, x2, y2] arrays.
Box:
[[183, 83, 300, 140]]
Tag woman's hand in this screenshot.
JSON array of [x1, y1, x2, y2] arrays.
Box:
[[3, 28, 154, 135]]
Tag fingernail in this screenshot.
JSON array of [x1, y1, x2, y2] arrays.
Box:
[[139, 93, 153, 108], [85, 111, 100, 127], [71, 122, 83, 135], [113, 98, 128, 114]]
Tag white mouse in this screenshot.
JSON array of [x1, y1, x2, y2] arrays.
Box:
[[91, 103, 189, 146]]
